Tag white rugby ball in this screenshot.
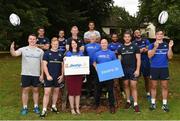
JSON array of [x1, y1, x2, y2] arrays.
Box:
[[158, 11, 168, 24], [9, 13, 21, 26]]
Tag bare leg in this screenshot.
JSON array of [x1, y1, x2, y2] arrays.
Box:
[[124, 80, 130, 102], [52, 88, 60, 107], [150, 80, 158, 104], [130, 81, 138, 105], [69, 96, 76, 114], [161, 80, 168, 104], [22, 87, 30, 108], [32, 87, 39, 107], [75, 95, 81, 114], [42, 88, 51, 111]]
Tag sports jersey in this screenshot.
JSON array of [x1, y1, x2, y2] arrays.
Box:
[[37, 37, 50, 45], [65, 50, 84, 57], [118, 43, 140, 68], [108, 42, 122, 52], [43, 50, 64, 78], [148, 42, 169, 68], [85, 43, 101, 65], [58, 38, 67, 53], [16, 46, 44, 76], [93, 49, 116, 64]]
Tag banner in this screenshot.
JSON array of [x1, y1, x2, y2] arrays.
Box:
[[96, 59, 124, 82], [64, 56, 90, 75]]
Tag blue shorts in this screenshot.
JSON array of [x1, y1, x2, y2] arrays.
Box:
[[122, 67, 138, 81], [21, 75, 40, 87], [141, 59, 150, 77], [44, 77, 60, 87], [150, 68, 169, 80]]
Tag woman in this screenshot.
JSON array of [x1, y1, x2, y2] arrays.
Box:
[[93, 39, 116, 114], [65, 39, 84, 115]]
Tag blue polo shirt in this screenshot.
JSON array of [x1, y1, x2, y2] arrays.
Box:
[[65, 50, 84, 57], [108, 42, 122, 52], [43, 50, 64, 79], [93, 49, 116, 64], [37, 37, 50, 45], [148, 42, 169, 68], [85, 43, 101, 65]]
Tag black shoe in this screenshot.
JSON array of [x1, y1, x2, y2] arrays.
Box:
[[40, 110, 47, 119], [162, 104, 170, 112], [149, 103, 156, 111], [125, 102, 131, 109], [109, 106, 115, 114], [51, 107, 59, 114]]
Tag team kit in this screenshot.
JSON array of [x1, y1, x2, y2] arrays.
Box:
[[10, 21, 174, 118]]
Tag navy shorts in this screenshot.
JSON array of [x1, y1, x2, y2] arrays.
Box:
[[141, 59, 150, 77], [150, 68, 169, 80], [44, 78, 60, 88], [122, 67, 138, 81], [21, 75, 40, 87]]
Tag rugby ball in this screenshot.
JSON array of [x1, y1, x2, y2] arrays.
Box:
[[9, 13, 21, 26], [158, 11, 168, 24]]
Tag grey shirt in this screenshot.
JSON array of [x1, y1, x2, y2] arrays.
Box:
[[16, 46, 44, 76], [84, 30, 101, 40]]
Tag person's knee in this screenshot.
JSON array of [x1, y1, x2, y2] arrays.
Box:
[[22, 87, 30, 94], [123, 81, 129, 88], [33, 88, 39, 93], [161, 84, 168, 90]]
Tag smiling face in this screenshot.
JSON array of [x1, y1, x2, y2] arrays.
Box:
[[134, 30, 141, 39], [71, 26, 79, 36], [100, 39, 108, 50], [156, 31, 164, 41], [89, 22, 95, 30], [59, 30, 65, 38], [28, 35, 37, 46], [38, 28, 45, 37], [111, 34, 118, 42], [71, 40, 78, 50], [51, 38, 59, 50]]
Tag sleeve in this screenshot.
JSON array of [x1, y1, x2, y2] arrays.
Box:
[[15, 47, 23, 55], [148, 43, 154, 50], [146, 39, 151, 46], [45, 38, 50, 44], [43, 51, 49, 62], [96, 31, 101, 38], [79, 51, 84, 56], [65, 51, 71, 57], [84, 32, 88, 39], [111, 52, 117, 60], [135, 45, 140, 54]]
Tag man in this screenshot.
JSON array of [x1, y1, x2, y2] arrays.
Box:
[[84, 21, 101, 43], [85, 33, 101, 98], [93, 39, 116, 114], [133, 30, 151, 101], [66, 26, 84, 52], [108, 33, 122, 53], [148, 30, 173, 112], [37, 27, 50, 51], [58, 30, 67, 53], [118, 32, 141, 113], [40, 37, 64, 118], [10, 34, 44, 115]]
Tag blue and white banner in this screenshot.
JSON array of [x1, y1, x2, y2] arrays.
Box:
[[64, 56, 90, 75], [97, 59, 124, 82]]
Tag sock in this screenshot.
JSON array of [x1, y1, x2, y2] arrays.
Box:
[[163, 99, 167, 105], [43, 108, 47, 112], [151, 98, 155, 104], [127, 99, 131, 103], [52, 104, 56, 108], [147, 92, 150, 96], [134, 102, 138, 106], [34, 104, 38, 108], [23, 105, 27, 109]]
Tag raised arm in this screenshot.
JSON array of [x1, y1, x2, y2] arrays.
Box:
[[167, 40, 174, 60], [10, 42, 22, 57]]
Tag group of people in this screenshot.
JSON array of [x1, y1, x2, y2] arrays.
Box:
[[10, 21, 174, 118]]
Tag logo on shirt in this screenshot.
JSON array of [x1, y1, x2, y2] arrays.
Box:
[[130, 46, 133, 49], [43, 39, 46, 42], [122, 48, 125, 50], [49, 53, 52, 55]]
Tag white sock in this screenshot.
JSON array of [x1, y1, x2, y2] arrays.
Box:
[[127, 99, 131, 103], [147, 92, 150, 96], [163, 99, 167, 105], [23, 105, 27, 109], [134, 102, 138, 106], [34, 104, 38, 108], [43, 108, 47, 112], [151, 98, 156, 104], [52, 104, 56, 108]]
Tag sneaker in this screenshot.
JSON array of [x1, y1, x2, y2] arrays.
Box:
[[40, 110, 47, 119], [134, 105, 140, 113], [162, 104, 170, 112], [33, 107, 40, 114], [149, 103, 156, 111], [51, 107, 59, 114], [20, 108, 28, 115], [147, 95, 151, 102], [109, 106, 115, 114], [125, 102, 131, 109]]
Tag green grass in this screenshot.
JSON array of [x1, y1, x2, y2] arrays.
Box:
[[0, 54, 180, 120]]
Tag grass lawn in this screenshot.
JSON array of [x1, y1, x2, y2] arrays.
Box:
[[0, 54, 180, 120]]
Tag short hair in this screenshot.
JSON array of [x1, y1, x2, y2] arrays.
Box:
[[59, 29, 64, 32], [28, 34, 37, 38], [111, 33, 118, 37], [89, 21, 95, 24], [51, 37, 58, 43], [71, 26, 78, 30], [123, 31, 132, 37], [37, 27, 45, 31], [156, 28, 165, 34]]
